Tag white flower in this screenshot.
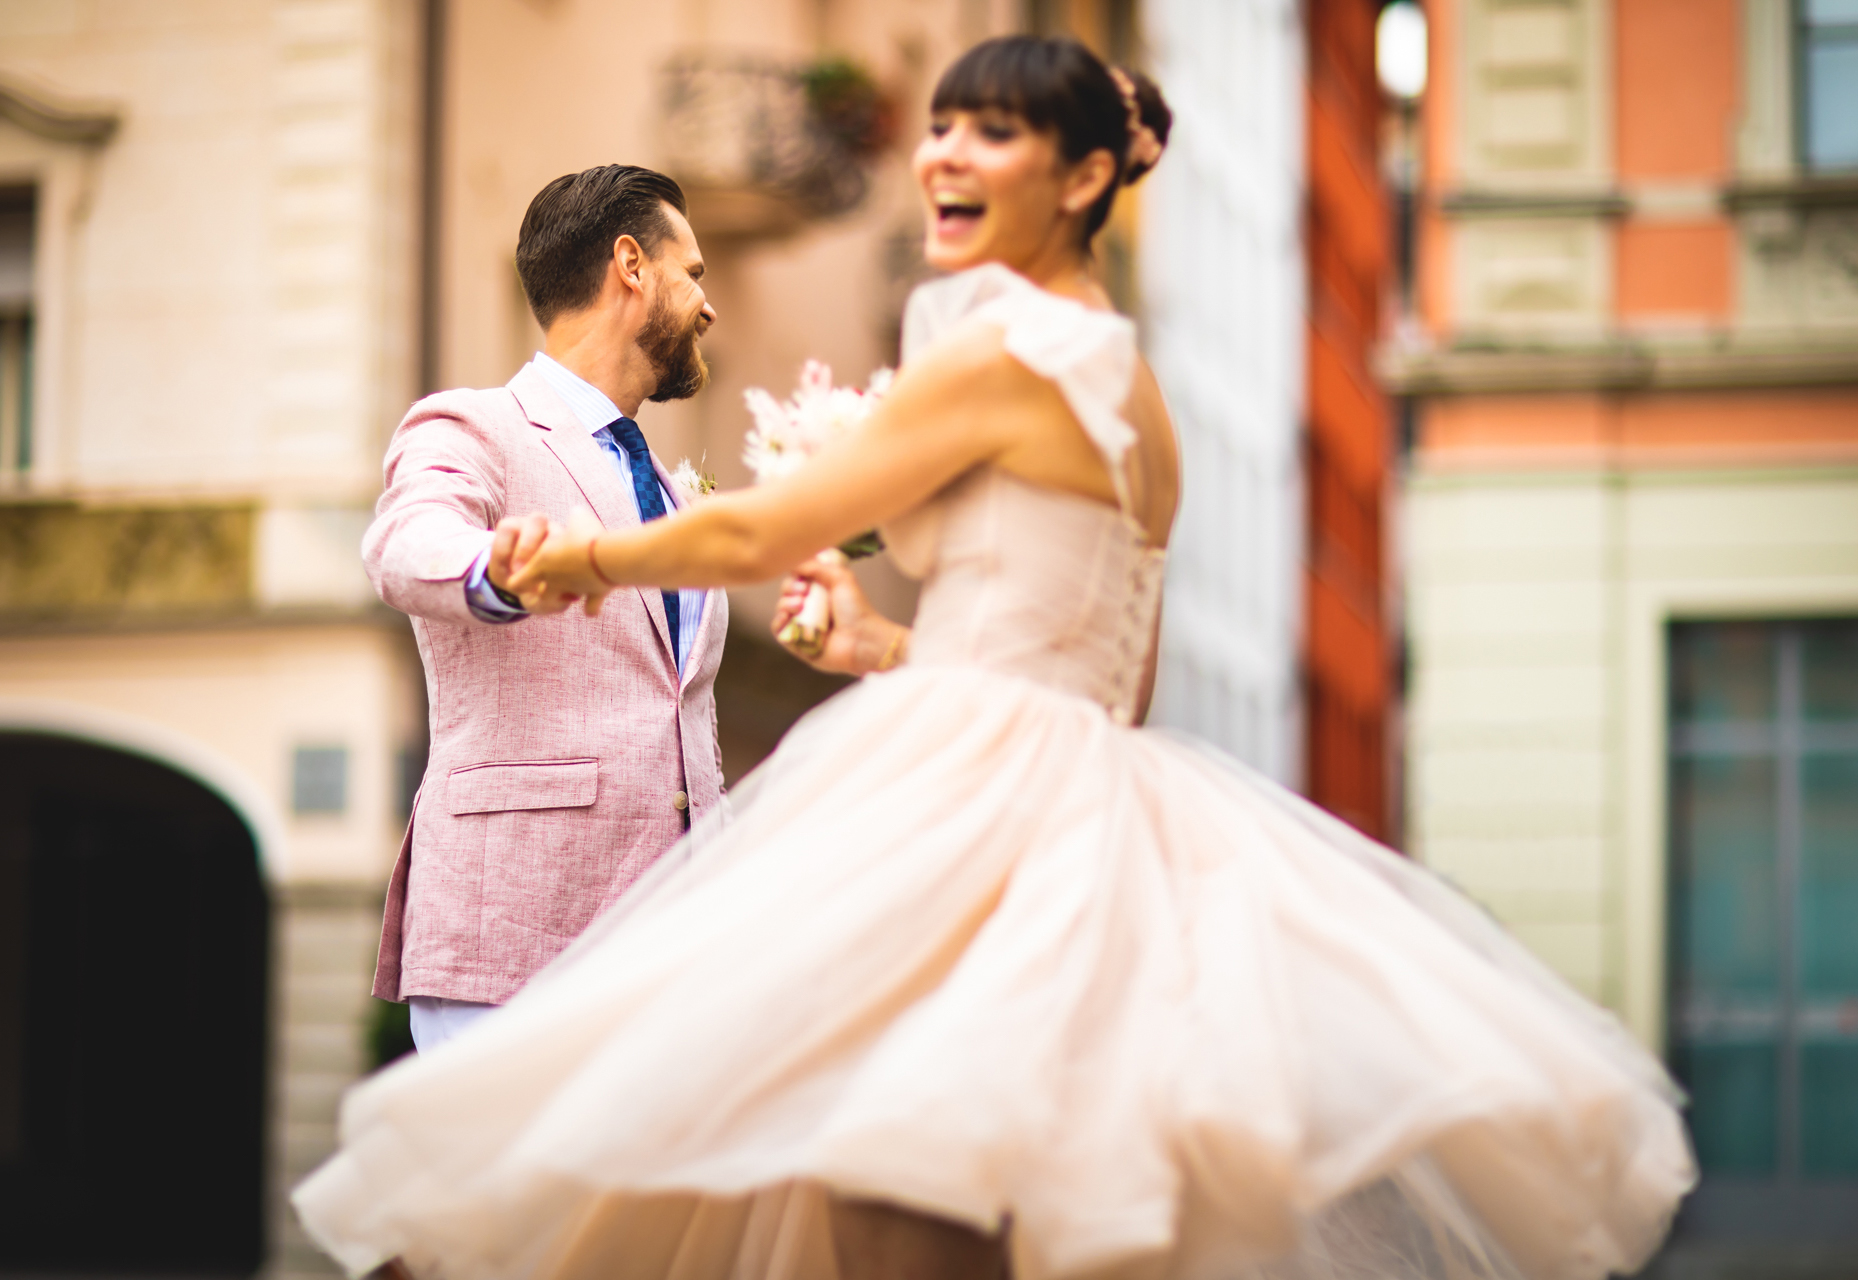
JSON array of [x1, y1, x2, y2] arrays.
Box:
[[741, 360, 895, 485], [670, 457, 716, 502]]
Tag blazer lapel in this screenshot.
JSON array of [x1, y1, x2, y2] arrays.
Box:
[[509, 363, 677, 667]]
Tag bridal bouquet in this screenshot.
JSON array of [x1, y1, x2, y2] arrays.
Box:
[[743, 360, 893, 657]]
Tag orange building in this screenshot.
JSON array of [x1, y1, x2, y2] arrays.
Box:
[[1307, 0, 1395, 839], [1391, 0, 1858, 1262]]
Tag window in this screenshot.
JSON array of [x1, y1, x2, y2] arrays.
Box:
[[396, 743, 427, 821], [0, 188, 32, 483], [1800, 0, 1858, 171], [1668, 619, 1858, 1235], [292, 745, 349, 815]]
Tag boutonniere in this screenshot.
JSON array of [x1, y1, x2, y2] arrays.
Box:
[[670, 456, 718, 504]]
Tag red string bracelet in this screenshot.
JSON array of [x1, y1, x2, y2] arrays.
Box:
[[587, 537, 618, 587]]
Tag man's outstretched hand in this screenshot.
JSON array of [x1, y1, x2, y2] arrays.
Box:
[[500, 508, 612, 616], [487, 512, 551, 598]]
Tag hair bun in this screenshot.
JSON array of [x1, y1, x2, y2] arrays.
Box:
[[1116, 68, 1172, 185]]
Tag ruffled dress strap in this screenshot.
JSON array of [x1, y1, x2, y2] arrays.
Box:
[[902, 265, 1142, 516]]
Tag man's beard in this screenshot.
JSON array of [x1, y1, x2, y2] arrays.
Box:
[[639, 292, 709, 403]]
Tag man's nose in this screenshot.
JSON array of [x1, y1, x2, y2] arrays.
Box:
[[700, 301, 718, 329]]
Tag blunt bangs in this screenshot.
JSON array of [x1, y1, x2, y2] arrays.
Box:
[[930, 38, 1123, 164], [928, 36, 1169, 243]]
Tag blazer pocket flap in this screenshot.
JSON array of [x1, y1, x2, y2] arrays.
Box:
[[446, 758, 599, 815]]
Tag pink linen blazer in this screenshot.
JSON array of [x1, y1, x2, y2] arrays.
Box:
[[365, 360, 727, 1005]]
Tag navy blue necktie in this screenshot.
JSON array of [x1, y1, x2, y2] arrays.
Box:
[[596, 418, 679, 662]]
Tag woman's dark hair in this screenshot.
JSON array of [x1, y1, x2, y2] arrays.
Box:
[[516, 164, 688, 329], [930, 36, 1173, 244]]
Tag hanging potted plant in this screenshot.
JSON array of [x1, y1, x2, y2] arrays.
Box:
[[799, 57, 896, 158]]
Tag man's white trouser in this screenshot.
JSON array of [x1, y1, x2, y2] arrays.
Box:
[[408, 996, 497, 1052]]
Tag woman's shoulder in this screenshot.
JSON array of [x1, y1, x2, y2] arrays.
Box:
[[885, 321, 1037, 418], [900, 265, 1028, 359], [901, 265, 1133, 365]]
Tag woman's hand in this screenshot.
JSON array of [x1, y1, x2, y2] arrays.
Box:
[[504, 507, 613, 616], [772, 554, 910, 676]]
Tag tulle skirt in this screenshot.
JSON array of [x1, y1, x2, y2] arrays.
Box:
[[293, 664, 1694, 1280]]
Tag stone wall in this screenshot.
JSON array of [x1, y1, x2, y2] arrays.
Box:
[[268, 881, 385, 1280]]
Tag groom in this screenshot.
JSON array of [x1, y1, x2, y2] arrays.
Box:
[[364, 164, 726, 1052]]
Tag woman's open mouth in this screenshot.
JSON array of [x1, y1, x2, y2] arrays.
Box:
[[933, 194, 986, 231]]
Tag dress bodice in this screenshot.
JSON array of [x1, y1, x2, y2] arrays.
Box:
[[885, 470, 1165, 723], [880, 265, 1167, 724]]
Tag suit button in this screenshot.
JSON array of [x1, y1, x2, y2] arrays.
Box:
[[673, 790, 689, 811]]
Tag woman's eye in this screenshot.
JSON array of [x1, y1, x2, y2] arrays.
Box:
[[928, 120, 951, 138], [980, 123, 1018, 142]]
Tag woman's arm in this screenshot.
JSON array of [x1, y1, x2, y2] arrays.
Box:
[[505, 325, 1043, 613]]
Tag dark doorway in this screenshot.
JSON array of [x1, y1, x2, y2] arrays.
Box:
[[0, 733, 269, 1275]]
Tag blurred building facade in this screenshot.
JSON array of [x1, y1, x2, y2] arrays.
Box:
[[1302, 0, 1396, 837], [1144, 0, 1396, 845], [1391, 0, 1858, 1259], [1141, 0, 1308, 786], [0, 4, 424, 1275]]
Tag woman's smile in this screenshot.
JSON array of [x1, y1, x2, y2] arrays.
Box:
[[929, 189, 987, 242], [914, 108, 1068, 272]]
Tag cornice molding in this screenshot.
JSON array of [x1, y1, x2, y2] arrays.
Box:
[[1439, 190, 1630, 219], [1439, 177, 1858, 221], [1724, 175, 1858, 211], [0, 75, 119, 146], [1379, 337, 1858, 396]]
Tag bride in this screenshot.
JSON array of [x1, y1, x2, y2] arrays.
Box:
[[294, 35, 1693, 1280]]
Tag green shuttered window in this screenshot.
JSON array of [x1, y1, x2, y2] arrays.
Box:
[[1669, 619, 1858, 1204]]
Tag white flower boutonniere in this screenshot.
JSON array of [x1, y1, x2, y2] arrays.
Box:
[[669, 456, 718, 504]]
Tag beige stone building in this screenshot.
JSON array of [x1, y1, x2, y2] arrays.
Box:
[[0, 2, 423, 1273]]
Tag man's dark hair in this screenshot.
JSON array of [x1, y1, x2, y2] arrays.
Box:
[[515, 165, 689, 329]]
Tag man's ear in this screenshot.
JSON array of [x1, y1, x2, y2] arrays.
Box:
[[612, 234, 648, 297]]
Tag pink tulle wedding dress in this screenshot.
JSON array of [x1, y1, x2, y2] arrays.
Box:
[[293, 265, 1695, 1280]]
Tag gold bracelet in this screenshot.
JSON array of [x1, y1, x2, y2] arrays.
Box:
[[586, 536, 618, 588], [875, 627, 908, 673]]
